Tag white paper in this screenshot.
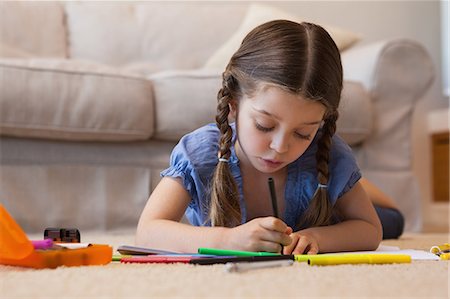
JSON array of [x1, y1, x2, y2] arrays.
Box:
[[56, 242, 91, 249], [336, 245, 440, 260]]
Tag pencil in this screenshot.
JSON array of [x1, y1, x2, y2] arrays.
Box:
[[268, 177, 283, 254], [268, 177, 279, 218], [225, 259, 294, 273]]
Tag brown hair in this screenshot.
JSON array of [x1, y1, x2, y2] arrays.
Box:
[[210, 20, 343, 228]]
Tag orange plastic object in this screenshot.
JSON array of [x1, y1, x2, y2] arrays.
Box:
[[0, 204, 34, 260], [0, 204, 112, 269]]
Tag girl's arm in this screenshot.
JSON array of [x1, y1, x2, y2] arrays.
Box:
[[285, 181, 383, 254], [136, 177, 227, 252], [136, 177, 292, 253]]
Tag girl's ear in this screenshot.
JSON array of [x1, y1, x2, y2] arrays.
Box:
[[228, 99, 237, 121]]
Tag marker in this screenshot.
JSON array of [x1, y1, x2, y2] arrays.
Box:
[[295, 253, 411, 265], [31, 239, 54, 250], [198, 247, 280, 257], [430, 243, 450, 257], [191, 254, 294, 265], [225, 259, 294, 273], [438, 253, 450, 260], [121, 256, 193, 264], [112, 254, 131, 262], [268, 177, 283, 254]]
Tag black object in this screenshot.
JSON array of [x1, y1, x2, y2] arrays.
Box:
[[374, 206, 405, 240], [44, 227, 80, 242], [190, 254, 295, 265]]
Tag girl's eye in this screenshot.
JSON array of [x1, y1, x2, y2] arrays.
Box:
[[255, 122, 273, 132], [295, 132, 311, 140], [255, 121, 312, 140]]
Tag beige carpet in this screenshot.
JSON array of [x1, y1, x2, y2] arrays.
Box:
[[0, 231, 448, 298]]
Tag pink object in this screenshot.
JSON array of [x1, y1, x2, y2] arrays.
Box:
[[31, 239, 53, 250]]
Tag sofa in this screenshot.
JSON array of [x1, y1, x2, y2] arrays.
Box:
[[0, 2, 435, 233]]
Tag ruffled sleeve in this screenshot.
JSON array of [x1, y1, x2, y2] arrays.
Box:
[[328, 134, 362, 204], [160, 124, 220, 225]]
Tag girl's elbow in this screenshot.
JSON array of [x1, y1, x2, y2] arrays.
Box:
[[135, 219, 153, 246], [135, 224, 145, 246], [370, 220, 383, 250]]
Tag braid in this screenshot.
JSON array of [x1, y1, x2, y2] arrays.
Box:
[[298, 111, 338, 229], [316, 111, 338, 185], [209, 72, 241, 227], [215, 73, 234, 161]]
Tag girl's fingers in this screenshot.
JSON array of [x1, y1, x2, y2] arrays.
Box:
[[307, 243, 319, 255], [258, 217, 292, 246], [254, 240, 284, 253], [285, 226, 294, 235], [283, 234, 299, 254], [292, 236, 311, 254], [260, 230, 292, 246], [260, 217, 292, 234], [273, 231, 319, 255]]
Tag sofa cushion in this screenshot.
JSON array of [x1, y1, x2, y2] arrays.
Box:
[[337, 81, 373, 145], [0, 59, 154, 141], [0, 2, 67, 57], [0, 43, 34, 58], [64, 2, 246, 69], [204, 3, 361, 70], [150, 70, 221, 141]]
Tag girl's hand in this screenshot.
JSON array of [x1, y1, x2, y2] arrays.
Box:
[[283, 230, 319, 255], [226, 217, 293, 253]]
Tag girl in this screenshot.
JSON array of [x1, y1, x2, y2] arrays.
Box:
[[136, 20, 385, 254]]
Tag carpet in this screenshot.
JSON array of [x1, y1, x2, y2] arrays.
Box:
[[0, 231, 448, 298]]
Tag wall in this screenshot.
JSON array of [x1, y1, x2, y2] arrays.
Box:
[[271, 1, 445, 96], [269, 0, 449, 230]]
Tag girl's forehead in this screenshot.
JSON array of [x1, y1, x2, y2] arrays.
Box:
[[248, 83, 309, 103], [256, 82, 290, 94], [243, 86, 326, 121]]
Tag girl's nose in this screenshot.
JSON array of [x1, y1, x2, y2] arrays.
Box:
[[270, 133, 289, 154]]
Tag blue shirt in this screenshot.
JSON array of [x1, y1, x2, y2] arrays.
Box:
[[161, 123, 361, 229]]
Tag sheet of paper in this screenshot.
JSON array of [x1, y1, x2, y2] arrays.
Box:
[[333, 245, 440, 260], [56, 243, 91, 249]]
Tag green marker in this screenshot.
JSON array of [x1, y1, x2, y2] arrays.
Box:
[[112, 254, 131, 261], [198, 247, 280, 257]]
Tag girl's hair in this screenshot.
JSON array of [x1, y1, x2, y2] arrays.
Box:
[[210, 20, 343, 228]]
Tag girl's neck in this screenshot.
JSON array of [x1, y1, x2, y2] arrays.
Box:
[[235, 140, 287, 221]]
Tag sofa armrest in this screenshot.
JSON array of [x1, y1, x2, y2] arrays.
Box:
[[342, 39, 435, 94], [342, 39, 435, 171], [337, 81, 372, 146]]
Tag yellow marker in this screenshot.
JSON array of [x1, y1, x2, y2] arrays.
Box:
[[430, 243, 450, 260], [438, 253, 450, 260], [295, 254, 411, 266]]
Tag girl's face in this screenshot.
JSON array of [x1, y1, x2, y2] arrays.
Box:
[[233, 85, 326, 174]]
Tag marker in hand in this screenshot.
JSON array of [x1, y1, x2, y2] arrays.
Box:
[[268, 177, 283, 254]]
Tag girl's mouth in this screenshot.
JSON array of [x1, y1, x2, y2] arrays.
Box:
[[260, 158, 283, 168]]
